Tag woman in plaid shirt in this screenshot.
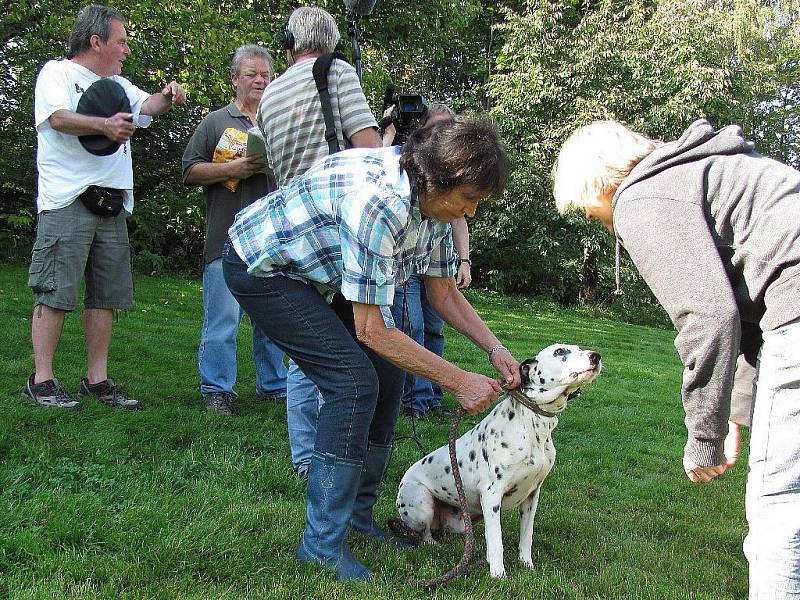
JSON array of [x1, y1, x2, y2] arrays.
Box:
[[224, 116, 521, 582]]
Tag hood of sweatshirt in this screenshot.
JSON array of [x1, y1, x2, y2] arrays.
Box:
[[613, 119, 755, 210], [609, 119, 756, 294]]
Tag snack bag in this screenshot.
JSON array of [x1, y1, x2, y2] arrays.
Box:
[[212, 127, 248, 191]]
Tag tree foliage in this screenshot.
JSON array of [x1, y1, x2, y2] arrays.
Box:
[[0, 0, 498, 272], [476, 0, 800, 306], [1, 0, 797, 312]]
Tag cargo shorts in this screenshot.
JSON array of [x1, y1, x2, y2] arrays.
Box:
[[28, 199, 134, 311]]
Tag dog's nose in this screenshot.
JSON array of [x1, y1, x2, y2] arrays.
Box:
[[588, 351, 601, 366]]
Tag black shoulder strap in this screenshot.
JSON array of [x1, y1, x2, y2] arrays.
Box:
[[313, 52, 349, 155]]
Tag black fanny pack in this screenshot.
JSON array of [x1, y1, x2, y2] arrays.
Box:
[[78, 185, 124, 217]]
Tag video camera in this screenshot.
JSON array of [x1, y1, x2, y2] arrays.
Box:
[[378, 84, 429, 145]]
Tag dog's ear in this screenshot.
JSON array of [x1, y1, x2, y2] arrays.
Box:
[[520, 362, 531, 384]]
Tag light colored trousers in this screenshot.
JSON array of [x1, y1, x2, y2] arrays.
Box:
[[745, 319, 800, 599]]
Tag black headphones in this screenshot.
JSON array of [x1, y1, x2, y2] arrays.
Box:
[[280, 16, 295, 51]]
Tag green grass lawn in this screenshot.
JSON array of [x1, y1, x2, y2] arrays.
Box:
[[0, 264, 748, 599]]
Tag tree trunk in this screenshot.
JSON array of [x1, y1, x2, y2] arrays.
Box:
[[581, 244, 598, 303]]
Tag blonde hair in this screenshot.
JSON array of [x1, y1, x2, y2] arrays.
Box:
[[288, 7, 340, 55], [552, 121, 658, 214]]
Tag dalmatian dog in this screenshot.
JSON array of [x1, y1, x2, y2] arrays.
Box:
[[395, 343, 602, 578]]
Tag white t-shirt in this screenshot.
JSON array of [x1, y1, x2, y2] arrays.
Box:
[[34, 59, 153, 213]]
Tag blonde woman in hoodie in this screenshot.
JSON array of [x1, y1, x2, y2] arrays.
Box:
[[554, 119, 800, 600]]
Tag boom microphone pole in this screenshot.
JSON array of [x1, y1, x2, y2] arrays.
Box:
[[342, 0, 377, 83]]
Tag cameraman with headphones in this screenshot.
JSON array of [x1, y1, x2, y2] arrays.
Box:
[[255, 7, 380, 479]]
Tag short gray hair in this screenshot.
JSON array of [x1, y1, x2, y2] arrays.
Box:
[[421, 102, 455, 127], [552, 121, 658, 214], [230, 45, 274, 76], [68, 4, 125, 58], [287, 7, 340, 55]]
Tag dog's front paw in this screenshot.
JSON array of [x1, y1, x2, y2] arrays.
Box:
[[520, 555, 535, 570], [489, 565, 507, 578]]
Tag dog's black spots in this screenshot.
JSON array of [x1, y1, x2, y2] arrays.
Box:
[[444, 465, 450, 474], [482, 448, 489, 462], [403, 511, 409, 516], [400, 503, 406, 508], [497, 472, 503, 480], [441, 486, 448, 492], [539, 377, 545, 384], [493, 504, 500, 513], [469, 450, 476, 462], [508, 411, 515, 421], [490, 428, 496, 436], [501, 442, 509, 448], [458, 460, 463, 468], [539, 387, 547, 393], [495, 466, 500, 474]]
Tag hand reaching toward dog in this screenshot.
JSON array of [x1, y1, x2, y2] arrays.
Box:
[[683, 421, 740, 482], [489, 346, 522, 390], [454, 372, 504, 414]]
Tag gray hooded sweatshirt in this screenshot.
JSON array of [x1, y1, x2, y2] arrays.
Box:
[[612, 119, 800, 467]]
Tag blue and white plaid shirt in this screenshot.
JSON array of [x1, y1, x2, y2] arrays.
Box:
[[229, 146, 457, 325]]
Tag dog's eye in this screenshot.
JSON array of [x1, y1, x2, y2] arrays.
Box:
[[553, 347, 569, 360]]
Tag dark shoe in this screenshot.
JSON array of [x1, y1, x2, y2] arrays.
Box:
[[22, 375, 81, 411], [257, 392, 287, 403], [350, 443, 414, 548], [296, 452, 372, 582], [78, 378, 140, 410], [402, 406, 423, 420], [428, 406, 456, 420], [203, 392, 234, 415]]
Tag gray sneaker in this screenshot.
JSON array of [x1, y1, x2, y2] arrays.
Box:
[[22, 375, 82, 411], [78, 378, 141, 410], [204, 392, 235, 415]]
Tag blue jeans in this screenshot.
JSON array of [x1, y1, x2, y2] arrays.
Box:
[[287, 360, 323, 470], [198, 258, 286, 398], [744, 318, 800, 599], [391, 274, 444, 413], [223, 246, 404, 461]]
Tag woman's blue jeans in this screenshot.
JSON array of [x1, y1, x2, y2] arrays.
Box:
[[223, 245, 403, 461]]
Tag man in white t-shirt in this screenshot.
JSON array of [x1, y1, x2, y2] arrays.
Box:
[[23, 4, 186, 411]]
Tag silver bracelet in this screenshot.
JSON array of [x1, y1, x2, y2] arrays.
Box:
[[488, 343, 507, 358]]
